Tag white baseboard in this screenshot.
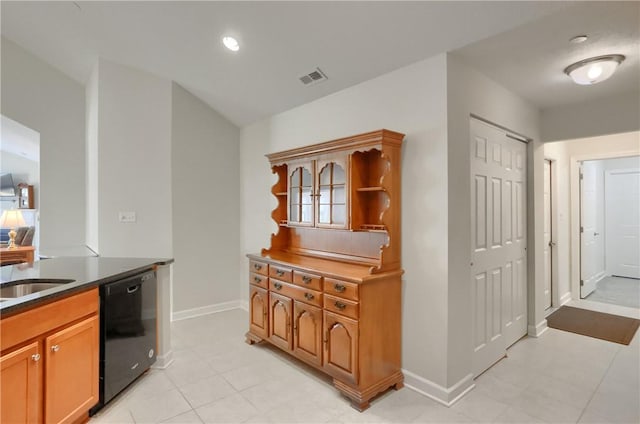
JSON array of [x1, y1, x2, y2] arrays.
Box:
[[152, 350, 174, 369], [527, 319, 548, 337], [172, 300, 242, 322], [559, 292, 571, 306], [239, 300, 249, 311], [403, 369, 474, 407]]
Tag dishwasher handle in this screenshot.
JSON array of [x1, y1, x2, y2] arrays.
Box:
[[127, 285, 140, 294]]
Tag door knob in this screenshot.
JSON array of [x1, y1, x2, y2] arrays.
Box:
[[51, 345, 60, 352], [548, 241, 556, 247], [31, 353, 41, 362]]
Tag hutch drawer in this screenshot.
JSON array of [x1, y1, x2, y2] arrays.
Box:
[[269, 265, 293, 282], [250, 260, 268, 276], [250, 273, 268, 290], [324, 294, 359, 320], [324, 278, 359, 301], [292, 270, 323, 291], [269, 279, 322, 308]]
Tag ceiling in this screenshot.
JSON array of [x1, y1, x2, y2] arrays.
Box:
[[453, 1, 640, 109], [1, 2, 637, 127], [1, 1, 573, 127]]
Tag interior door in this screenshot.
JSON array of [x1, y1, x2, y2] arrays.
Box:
[[605, 168, 640, 279], [471, 118, 527, 377], [543, 160, 552, 309], [580, 161, 606, 297]]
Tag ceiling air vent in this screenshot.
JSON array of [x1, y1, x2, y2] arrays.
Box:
[[299, 68, 328, 86]]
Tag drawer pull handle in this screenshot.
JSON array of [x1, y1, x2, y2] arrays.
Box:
[[304, 293, 314, 301], [31, 353, 41, 362], [253, 264, 262, 271], [334, 301, 346, 310], [276, 270, 285, 276], [273, 282, 282, 290], [51, 345, 60, 353], [254, 276, 261, 283], [302, 276, 312, 284], [334, 284, 346, 293]]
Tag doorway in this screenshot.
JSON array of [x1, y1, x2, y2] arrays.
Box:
[[543, 159, 553, 310], [0, 115, 40, 258], [579, 156, 640, 308], [470, 117, 528, 377]]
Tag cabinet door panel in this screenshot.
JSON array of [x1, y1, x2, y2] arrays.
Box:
[[269, 292, 293, 350], [288, 163, 315, 226], [0, 341, 41, 424], [45, 315, 99, 424], [315, 158, 349, 229], [249, 286, 269, 339], [323, 311, 358, 385], [293, 302, 322, 367]]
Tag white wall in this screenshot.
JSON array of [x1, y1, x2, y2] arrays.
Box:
[[544, 131, 640, 299], [1, 37, 86, 249], [541, 91, 640, 142], [171, 82, 241, 317], [240, 55, 451, 396], [93, 59, 173, 258]]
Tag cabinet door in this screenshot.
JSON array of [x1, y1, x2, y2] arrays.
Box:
[[249, 285, 269, 339], [316, 158, 349, 229], [269, 292, 293, 350], [45, 315, 99, 424], [0, 341, 41, 424], [323, 311, 358, 385], [293, 301, 322, 367], [288, 162, 314, 226]]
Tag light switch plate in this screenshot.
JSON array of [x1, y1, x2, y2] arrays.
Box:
[[118, 211, 136, 223]]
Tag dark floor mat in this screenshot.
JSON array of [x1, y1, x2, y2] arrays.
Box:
[[546, 306, 640, 345]]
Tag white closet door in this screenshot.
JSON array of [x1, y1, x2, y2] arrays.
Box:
[[605, 169, 640, 279], [471, 118, 527, 377]]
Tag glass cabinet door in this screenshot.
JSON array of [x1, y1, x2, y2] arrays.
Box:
[[288, 166, 314, 225], [317, 162, 347, 228]]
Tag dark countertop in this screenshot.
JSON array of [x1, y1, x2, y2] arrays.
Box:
[[0, 256, 173, 316]]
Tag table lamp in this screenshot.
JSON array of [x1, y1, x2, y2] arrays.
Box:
[[0, 209, 26, 249]]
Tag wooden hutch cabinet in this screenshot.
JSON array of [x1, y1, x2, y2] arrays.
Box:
[[246, 129, 404, 411]]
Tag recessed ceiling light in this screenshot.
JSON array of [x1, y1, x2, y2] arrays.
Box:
[[564, 54, 625, 85], [222, 36, 240, 52], [569, 35, 588, 44]]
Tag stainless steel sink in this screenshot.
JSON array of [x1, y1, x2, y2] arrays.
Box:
[[0, 279, 75, 300]]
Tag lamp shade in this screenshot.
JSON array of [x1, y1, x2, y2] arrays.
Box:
[[564, 55, 625, 85], [0, 209, 26, 228]]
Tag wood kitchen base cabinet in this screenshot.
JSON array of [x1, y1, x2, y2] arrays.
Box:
[[0, 289, 99, 424], [0, 342, 41, 424], [246, 130, 405, 411]]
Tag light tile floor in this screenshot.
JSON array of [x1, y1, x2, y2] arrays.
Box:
[[585, 276, 640, 310], [90, 308, 639, 423]]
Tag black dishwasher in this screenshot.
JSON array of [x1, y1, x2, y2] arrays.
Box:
[[91, 269, 157, 414]]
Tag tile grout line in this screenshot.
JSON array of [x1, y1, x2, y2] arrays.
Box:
[[574, 344, 621, 423]]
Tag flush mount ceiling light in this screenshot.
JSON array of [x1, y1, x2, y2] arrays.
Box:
[[222, 36, 240, 52], [564, 54, 625, 85]]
